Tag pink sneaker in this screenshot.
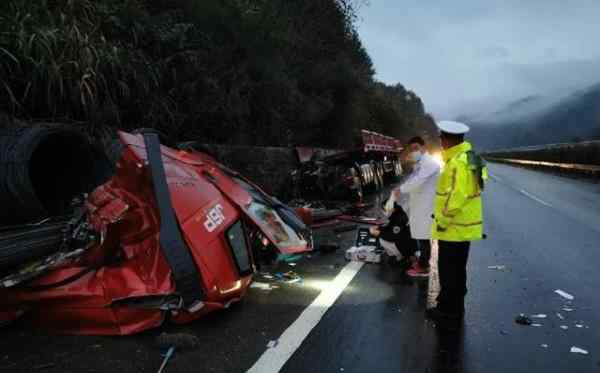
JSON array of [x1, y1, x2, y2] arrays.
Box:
[[407, 263, 430, 277]]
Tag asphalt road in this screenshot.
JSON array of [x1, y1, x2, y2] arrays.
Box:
[[2, 163, 600, 373], [281, 163, 600, 373]]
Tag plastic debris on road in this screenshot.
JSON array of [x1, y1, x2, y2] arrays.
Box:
[[487, 265, 506, 271], [259, 273, 275, 280], [275, 271, 302, 284], [515, 314, 533, 326], [555, 289, 575, 300], [251, 282, 274, 291], [531, 314, 547, 319], [570, 347, 589, 355], [345, 246, 382, 263]]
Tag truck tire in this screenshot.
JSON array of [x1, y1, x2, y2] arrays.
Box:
[[0, 125, 112, 225]]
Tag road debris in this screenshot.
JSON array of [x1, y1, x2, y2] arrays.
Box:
[[156, 333, 200, 350], [487, 265, 506, 271], [345, 246, 382, 263], [515, 314, 533, 326], [259, 273, 275, 280], [251, 282, 274, 291], [570, 347, 589, 355], [33, 363, 56, 370], [275, 271, 302, 284], [555, 289, 575, 300], [157, 346, 175, 373]]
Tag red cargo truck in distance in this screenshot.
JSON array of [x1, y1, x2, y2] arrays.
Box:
[[292, 130, 404, 202]]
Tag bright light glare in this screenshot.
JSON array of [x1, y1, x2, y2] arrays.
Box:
[[302, 279, 332, 292], [432, 152, 445, 167]]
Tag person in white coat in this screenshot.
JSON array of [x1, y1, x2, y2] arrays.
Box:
[[394, 136, 440, 277]]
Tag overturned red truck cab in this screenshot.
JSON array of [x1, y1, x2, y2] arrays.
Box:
[[0, 131, 312, 335]]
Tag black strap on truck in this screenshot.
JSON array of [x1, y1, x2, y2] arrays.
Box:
[[143, 133, 205, 307]]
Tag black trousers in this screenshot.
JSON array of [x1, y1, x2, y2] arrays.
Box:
[[417, 239, 431, 267], [437, 241, 470, 314]]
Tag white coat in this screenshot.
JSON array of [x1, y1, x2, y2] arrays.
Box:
[[399, 153, 440, 240]]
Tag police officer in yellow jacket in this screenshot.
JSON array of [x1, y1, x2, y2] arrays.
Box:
[[426, 120, 487, 330]]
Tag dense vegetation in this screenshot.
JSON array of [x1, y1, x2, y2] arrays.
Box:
[[0, 0, 435, 147]]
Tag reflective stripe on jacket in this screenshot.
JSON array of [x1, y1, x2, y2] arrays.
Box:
[[432, 141, 486, 242]]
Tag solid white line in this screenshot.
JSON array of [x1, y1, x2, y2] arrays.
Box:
[[247, 261, 364, 373], [520, 189, 552, 207]]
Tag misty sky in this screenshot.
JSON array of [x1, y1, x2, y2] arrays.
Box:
[[355, 0, 600, 119]]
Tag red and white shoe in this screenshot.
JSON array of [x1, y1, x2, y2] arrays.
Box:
[[406, 263, 430, 277]]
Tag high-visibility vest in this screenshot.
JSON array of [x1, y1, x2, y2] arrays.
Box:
[[432, 141, 487, 242]]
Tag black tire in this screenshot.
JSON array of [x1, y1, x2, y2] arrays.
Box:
[[0, 125, 113, 225]]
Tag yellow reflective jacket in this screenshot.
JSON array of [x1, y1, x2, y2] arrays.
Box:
[[432, 141, 487, 242]]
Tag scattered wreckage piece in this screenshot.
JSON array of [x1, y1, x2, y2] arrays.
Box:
[[0, 130, 312, 335]]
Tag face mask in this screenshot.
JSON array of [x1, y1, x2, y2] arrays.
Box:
[[410, 151, 423, 162]]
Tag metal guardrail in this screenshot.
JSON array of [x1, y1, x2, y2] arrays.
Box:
[[485, 157, 600, 176]]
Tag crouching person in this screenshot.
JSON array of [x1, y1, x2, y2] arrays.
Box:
[[369, 198, 417, 269]]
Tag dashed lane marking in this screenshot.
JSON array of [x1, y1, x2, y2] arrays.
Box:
[[247, 261, 365, 373], [520, 189, 553, 208]]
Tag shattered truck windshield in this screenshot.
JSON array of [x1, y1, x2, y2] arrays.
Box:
[[232, 176, 308, 249]]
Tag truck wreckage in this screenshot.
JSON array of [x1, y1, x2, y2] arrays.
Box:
[[290, 130, 404, 203], [0, 129, 312, 335]]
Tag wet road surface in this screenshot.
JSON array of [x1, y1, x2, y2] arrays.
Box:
[[281, 163, 600, 373], [2, 163, 600, 373]]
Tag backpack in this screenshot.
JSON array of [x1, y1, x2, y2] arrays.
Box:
[[467, 150, 487, 191]]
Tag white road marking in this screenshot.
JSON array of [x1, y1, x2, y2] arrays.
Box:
[[488, 173, 501, 182], [520, 189, 552, 207], [247, 261, 364, 373]]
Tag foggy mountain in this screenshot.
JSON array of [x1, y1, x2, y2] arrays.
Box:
[[467, 83, 600, 150]]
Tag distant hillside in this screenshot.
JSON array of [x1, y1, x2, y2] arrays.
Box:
[[469, 83, 600, 150]]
